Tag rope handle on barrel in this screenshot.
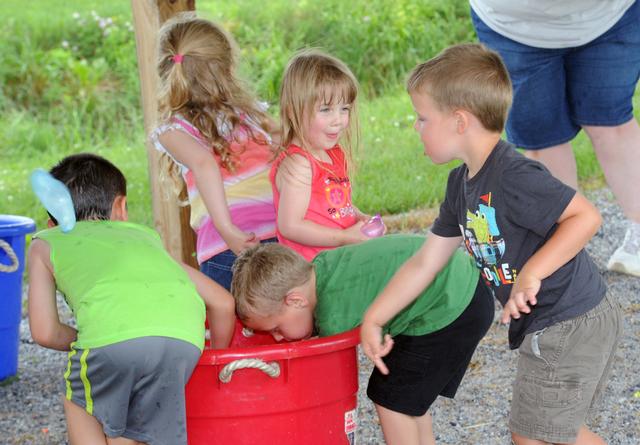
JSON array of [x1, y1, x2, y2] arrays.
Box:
[[218, 358, 280, 383], [0, 240, 19, 273]]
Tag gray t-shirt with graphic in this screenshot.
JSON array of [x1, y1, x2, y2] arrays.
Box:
[[431, 140, 606, 349]]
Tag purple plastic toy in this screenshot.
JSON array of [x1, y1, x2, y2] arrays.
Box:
[[361, 214, 385, 238]]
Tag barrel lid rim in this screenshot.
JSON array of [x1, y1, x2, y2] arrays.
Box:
[[0, 215, 37, 235], [198, 327, 361, 365]]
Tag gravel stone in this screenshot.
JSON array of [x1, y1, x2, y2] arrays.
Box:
[[1, 189, 638, 444]]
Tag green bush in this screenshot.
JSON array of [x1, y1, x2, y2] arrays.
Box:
[[0, 0, 623, 230], [203, 0, 475, 99]]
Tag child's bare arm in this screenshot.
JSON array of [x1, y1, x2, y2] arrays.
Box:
[[181, 263, 235, 349], [275, 154, 367, 246], [502, 192, 602, 323], [27, 239, 77, 351], [159, 131, 258, 255], [361, 233, 462, 374]]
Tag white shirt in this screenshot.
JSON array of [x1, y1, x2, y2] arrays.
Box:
[[470, 0, 635, 48]]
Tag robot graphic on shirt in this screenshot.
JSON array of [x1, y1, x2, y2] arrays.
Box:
[[460, 193, 517, 287]]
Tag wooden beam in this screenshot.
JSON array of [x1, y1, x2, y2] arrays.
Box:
[[131, 0, 197, 266]]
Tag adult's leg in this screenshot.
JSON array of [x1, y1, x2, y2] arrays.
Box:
[[584, 120, 640, 223], [375, 403, 435, 445], [523, 142, 578, 189], [471, 6, 581, 184], [585, 120, 640, 275], [564, 0, 640, 275]]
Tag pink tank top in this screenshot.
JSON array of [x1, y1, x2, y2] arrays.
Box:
[[269, 144, 357, 261]]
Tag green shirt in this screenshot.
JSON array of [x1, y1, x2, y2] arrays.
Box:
[[35, 221, 205, 350], [312, 234, 480, 337]]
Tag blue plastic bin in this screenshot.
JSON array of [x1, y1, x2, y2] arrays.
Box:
[[0, 215, 36, 381]]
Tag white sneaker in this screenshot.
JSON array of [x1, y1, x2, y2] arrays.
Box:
[[607, 247, 640, 277], [607, 222, 640, 277]]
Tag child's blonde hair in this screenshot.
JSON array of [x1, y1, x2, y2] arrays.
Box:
[[231, 243, 313, 320], [278, 49, 360, 171], [407, 43, 512, 133], [156, 15, 274, 191]]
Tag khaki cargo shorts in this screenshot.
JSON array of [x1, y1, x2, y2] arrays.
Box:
[[509, 294, 623, 443]]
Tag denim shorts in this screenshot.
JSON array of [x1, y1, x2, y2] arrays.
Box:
[[200, 237, 278, 291], [471, 1, 640, 149], [366, 278, 494, 416], [509, 294, 623, 443]]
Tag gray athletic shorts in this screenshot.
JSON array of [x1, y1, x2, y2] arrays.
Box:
[[64, 336, 201, 445], [509, 294, 623, 443]]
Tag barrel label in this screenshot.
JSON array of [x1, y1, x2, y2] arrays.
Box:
[[345, 409, 357, 444]]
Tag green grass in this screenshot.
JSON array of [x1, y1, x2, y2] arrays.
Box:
[[0, 0, 635, 232]]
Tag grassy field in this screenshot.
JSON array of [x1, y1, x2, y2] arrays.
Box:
[[1, 0, 634, 230]]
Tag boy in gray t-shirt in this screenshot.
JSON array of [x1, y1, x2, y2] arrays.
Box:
[[361, 44, 623, 445]]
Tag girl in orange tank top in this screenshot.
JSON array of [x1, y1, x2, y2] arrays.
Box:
[[270, 50, 372, 261]]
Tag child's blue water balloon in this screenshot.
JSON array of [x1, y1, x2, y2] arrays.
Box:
[[30, 169, 76, 233]]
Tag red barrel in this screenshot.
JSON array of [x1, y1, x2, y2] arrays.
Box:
[[186, 323, 360, 445]]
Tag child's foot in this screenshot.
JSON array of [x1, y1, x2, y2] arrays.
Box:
[[607, 221, 640, 277]]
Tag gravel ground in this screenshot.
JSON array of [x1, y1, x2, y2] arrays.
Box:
[[1, 188, 638, 444]]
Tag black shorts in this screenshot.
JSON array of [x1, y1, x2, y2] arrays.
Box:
[[366, 277, 494, 416]]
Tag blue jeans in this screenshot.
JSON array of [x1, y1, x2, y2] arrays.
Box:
[[199, 237, 277, 291], [471, 1, 640, 149]]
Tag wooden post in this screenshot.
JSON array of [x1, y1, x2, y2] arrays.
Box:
[[131, 0, 197, 266]]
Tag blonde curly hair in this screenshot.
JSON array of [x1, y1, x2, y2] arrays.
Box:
[[156, 14, 276, 194]]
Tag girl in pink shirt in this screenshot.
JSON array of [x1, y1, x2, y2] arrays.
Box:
[[270, 50, 370, 261], [151, 16, 277, 290]]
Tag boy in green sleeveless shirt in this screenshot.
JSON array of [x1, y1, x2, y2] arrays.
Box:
[[231, 235, 494, 444], [27, 153, 235, 445]]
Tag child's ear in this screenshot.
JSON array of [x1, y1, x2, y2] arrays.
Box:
[[284, 290, 309, 308], [453, 110, 469, 134], [47, 218, 56, 228], [110, 195, 128, 221]]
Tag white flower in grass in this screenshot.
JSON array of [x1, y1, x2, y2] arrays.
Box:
[[375, 137, 382, 143], [61, 40, 69, 49], [72, 12, 80, 20], [363, 16, 371, 22], [369, 116, 376, 122], [406, 115, 414, 121], [393, 121, 399, 127]]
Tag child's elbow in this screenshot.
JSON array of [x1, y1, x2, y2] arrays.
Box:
[[221, 293, 236, 316], [277, 220, 299, 241], [30, 326, 54, 349], [210, 290, 236, 315]]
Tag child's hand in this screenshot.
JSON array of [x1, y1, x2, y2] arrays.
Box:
[[226, 229, 258, 255], [360, 319, 394, 375], [355, 210, 371, 222], [501, 271, 540, 324], [342, 221, 370, 244]]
